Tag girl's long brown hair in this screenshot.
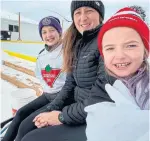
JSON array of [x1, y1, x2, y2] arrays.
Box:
[[62, 23, 80, 72]]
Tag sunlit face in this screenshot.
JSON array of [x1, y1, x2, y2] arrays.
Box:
[[41, 26, 60, 46], [73, 7, 100, 34], [102, 27, 145, 77]]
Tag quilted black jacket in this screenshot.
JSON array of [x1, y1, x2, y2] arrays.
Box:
[[46, 25, 115, 125]]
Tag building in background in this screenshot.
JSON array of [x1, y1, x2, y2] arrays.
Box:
[[0, 11, 41, 41]]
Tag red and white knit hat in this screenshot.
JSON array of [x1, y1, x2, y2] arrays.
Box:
[[98, 7, 149, 57]]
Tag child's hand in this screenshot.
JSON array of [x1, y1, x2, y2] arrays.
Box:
[[35, 87, 43, 96], [85, 80, 148, 141], [105, 80, 139, 109]]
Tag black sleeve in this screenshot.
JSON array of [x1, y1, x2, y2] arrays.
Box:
[[61, 69, 116, 125], [87, 74, 115, 106], [46, 72, 76, 111], [87, 59, 116, 105]]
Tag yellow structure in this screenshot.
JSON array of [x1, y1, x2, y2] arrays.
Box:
[[1, 40, 43, 44], [3, 49, 37, 62]]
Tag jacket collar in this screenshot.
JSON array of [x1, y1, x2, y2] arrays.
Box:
[[82, 24, 102, 41]]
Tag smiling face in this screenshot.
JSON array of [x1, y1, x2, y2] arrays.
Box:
[[41, 26, 60, 46], [102, 27, 145, 77], [73, 6, 100, 34]]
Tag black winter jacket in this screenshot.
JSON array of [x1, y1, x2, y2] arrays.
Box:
[[47, 25, 116, 125]]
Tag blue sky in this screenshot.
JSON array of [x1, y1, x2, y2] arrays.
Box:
[[1, 0, 149, 30]]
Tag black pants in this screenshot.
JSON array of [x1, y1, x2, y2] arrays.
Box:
[[3, 94, 87, 141], [21, 124, 86, 141], [2, 94, 52, 141]]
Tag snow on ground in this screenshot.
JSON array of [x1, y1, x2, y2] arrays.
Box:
[[4, 56, 36, 71], [1, 50, 39, 122], [1, 49, 40, 85], [2, 49, 36, 71], [2, 65, 40, 86], [0, 79, 18, 122]]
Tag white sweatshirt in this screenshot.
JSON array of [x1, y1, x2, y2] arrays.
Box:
[[35, 44, 66, 93]]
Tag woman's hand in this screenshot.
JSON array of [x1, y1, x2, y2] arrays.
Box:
[[46, 111, 62, 126], [33, 112, 49, 128], [33, 111, 62, 128]]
